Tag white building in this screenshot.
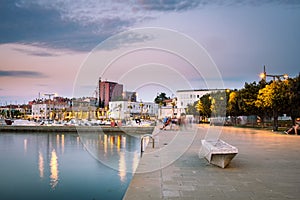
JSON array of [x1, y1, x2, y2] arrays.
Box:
[[176, 89, 213, 109], [32, 103, 48, 119], [31, 97, 71, 120], [109, 101, 159, 119]]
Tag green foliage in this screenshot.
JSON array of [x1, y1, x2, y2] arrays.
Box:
[[154, 92, 170, 106], [185, 93, 212, 118], [195, 100, 204, 114], [210, 90, 227, 117], [200, 94, 212, 118]]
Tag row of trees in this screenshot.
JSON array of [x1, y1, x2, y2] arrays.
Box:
[[186, 74, 300, 130]]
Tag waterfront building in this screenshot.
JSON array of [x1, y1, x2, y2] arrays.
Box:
[[31, 97, 71, 120], [98, 78, 123, 108], [0, 104, 31, 119], [157, 98, 179, 119], [31, 102, 48, 119], [109, 101, 158, 120], [70, 97, 97, 120], [176, 89, 212, 110]]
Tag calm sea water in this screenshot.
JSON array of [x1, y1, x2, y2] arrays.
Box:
[[0, 131, 141, 200]]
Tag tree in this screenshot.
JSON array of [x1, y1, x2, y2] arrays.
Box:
[[200, 94, 212, 118], [287, 74, 300, 123], [185, 103, 197, 115], [185, 94, 212, 122], [239, 81, 264, 116], [210, 90, 226, 118], [256, 80, 290, 131], [227, 91, 240, 125], [195, 100, 204, 123], [154, 93, 170, 106]]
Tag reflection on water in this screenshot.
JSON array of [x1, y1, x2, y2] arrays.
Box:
[[80, 132, 140, 176], [50, 149, 59, 189], [0, 132, 140, 200], [24, 138, 27, 153], [38, 151, 44, 179], [119, 152, 126, 182]]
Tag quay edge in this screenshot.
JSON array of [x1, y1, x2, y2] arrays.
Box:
[[0, 126, 155, 134]]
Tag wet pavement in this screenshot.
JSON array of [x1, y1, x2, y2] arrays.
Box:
[[124, 125, 300, 200]]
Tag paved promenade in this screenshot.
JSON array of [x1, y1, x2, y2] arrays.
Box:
[[124, 125, 300, 200]]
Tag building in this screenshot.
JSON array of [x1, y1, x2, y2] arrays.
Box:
[[70, 97, 97, 120], [109, 101, 159, 120], [31, 97, 71, 120], [157, 98, 182, 119], [98, 78, 123, 108], [122, 91, 137, 102], [176, 89, 213, 109], [31, 102, 48, 119]]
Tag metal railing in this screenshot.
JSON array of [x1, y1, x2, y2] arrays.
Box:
[[140, 134, 155, 155]]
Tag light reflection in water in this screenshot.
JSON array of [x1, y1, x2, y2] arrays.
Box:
[[117, 136, 121, 152], [132, 152, 139, 173], [50, 149, 59, 189], [76, 136, 80, 148], [119, 152, 126, 182], [61, 134, 65, 154], [0, 133, 139, 200], [38, 151, 44, 179], [56, 134, 60, 149], [104, 134, 107, 154], [76, 132, 141, 182], [24, 139, 27, 153]]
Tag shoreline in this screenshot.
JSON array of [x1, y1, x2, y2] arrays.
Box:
[[0, 125, 155, 134]]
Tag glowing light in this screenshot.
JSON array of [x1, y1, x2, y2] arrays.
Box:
[[260, 72, 266, 79]]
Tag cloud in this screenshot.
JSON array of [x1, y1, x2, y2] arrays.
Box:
[[0, 70, 48, 78], [12, 48, 59, 57], [0, 0, 299, 51]]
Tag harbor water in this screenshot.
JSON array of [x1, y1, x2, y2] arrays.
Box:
[[0, 131, 141, 200]]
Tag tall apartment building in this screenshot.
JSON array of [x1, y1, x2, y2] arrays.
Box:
[[98, 78, 123, 108]]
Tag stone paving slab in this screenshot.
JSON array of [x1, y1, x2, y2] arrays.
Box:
[[124, 125, 300, 200]]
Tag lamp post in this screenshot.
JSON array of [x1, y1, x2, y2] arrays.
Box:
[[260, 65, 288, 131], [260, 65, 288, 82]]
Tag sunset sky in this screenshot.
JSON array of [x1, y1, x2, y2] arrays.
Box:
[[1, 0, 300, 104]]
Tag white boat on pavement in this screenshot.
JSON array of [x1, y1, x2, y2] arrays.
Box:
[[201, 139, 238, 168]]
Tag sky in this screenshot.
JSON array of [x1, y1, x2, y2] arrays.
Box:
[[1, 0, 300, 104]]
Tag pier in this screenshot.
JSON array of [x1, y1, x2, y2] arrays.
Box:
[[124, 125, 300, 199]]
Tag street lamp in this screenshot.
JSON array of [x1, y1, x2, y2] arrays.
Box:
[[260, 65, 288, 81], [260, 65, 288, 131]]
